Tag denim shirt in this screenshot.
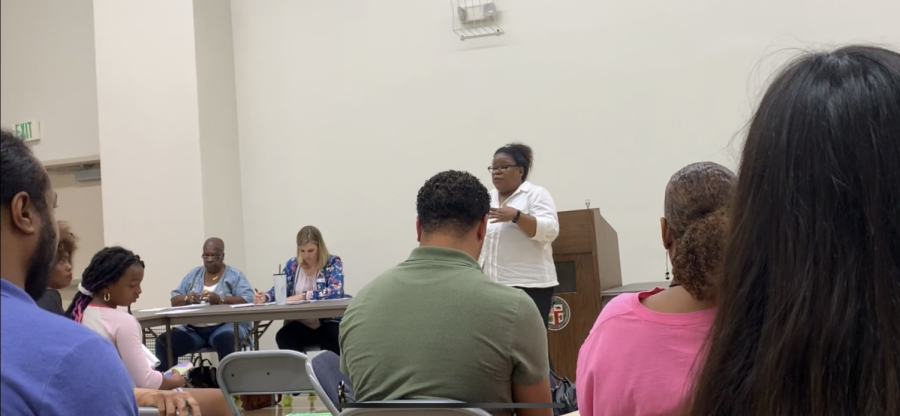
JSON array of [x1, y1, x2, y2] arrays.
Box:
[[172, 265, 254, 333]]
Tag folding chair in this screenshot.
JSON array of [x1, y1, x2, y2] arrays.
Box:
[[216, 350, 316, 415], [305, 350, 352, 416], [339, 400, 492, 416]]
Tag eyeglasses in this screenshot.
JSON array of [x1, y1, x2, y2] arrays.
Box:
[[201, 254, 223, 260], [487, 165, 518, 174]]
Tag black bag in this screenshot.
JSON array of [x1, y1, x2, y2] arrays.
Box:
[[338, 380, 355, 404], [187, 357, 218, 388], [550, 370, 577, 416]]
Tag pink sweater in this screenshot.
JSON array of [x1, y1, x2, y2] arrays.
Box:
[[81, 305, 163, 389], [576, 288, 715, 416]]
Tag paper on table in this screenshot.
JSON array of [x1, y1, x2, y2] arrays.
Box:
[[137, 307, 167, 312], [167, 304, 206, 310], [231, 300, 308, 308], [155, 309, 202, 315], [230, 303, 266, 308]]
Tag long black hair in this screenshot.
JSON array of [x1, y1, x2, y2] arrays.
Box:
[[685, 45, 900, 415], [66, 247, 145, 323]]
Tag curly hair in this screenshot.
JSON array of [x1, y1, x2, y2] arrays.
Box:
[[664, 162, 735, 301], [56, 221, 78, 262], [416, 170, 490, 237]]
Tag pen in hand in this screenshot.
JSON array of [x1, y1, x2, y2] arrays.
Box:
[[253, 288, 266, 305]]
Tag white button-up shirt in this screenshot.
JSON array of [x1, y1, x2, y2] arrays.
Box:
[[479, 181, 560, 288]]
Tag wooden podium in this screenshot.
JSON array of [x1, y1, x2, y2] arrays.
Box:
[[548, 208, 622, 381]]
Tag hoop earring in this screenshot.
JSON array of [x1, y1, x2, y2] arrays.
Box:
[[664, 251, 671, 281], [103, 292, 111, 302]]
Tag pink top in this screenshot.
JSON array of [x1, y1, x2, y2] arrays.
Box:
[[576, 288, 715, 416], [81, 305, 163, 389]]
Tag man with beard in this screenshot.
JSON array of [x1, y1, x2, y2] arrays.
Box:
[[0, 131, 138, 415]]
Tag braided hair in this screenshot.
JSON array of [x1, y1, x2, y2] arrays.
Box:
[[65, 246, 145, 323]]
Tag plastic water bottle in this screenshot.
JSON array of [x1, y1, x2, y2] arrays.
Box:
[[315, 272, 326, 300]]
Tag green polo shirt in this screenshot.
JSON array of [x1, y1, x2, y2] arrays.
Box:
[[339, 246, 549, 416]]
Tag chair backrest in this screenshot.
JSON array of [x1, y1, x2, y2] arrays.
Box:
[[339, 400, 492, 416], [306, 350, 353, 416], [217, 350, 315, 414]]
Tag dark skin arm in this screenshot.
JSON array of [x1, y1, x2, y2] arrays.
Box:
[[512, 377, 553, 416], [170, 293, 201, 307], [206, 292, 247, 305]]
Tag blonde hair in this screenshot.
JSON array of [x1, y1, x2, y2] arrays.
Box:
[[296, 225, 329, 269]]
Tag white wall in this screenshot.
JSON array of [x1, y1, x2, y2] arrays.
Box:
[[193, 0, 248, 272], [93, 0, 207, 310], [0, 0, 100, 162], [47, 171, 105, 310], [230, 0, 900, 294]]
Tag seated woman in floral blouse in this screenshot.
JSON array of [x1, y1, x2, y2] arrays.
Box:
[[254, 225, 345, 354]]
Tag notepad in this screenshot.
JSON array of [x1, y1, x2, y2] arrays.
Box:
[[163, 361, 194, 378]]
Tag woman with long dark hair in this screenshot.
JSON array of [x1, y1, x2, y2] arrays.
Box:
[[684, 45, 900, 415]]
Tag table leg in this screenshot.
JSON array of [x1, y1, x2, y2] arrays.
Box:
[[165, 322, 174, 369], [253, 321, 260, 350], [233, 322, 240, 351]]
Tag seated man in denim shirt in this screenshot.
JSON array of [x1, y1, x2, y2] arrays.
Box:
[[156, 238, 254, 370]]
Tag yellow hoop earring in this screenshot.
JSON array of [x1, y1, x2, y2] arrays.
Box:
[[103, 292, 111, 302]]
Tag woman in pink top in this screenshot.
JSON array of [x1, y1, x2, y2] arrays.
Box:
[[576, 162, 735, 416], [66, 246, 231, 416]]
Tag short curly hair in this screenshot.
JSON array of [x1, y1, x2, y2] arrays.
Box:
[[56, 220, 78, 262], [664, 162, 735, 301], [416, 170, 490, 237]]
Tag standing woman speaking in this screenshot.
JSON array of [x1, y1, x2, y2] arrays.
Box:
[[480, 143, 559, 325]]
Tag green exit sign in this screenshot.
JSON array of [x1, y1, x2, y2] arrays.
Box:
[[14, 121, 41, 142]]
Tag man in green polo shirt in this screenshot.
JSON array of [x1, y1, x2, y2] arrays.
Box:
[[340, 170, 551, 416]]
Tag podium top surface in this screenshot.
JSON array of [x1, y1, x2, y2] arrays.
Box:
[[601, 282, 668, 297]]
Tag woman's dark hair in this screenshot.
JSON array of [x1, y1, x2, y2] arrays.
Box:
[[494, 143, 534, 181], [66, 247, 145, 323], [684, 45, 900, 415], [664, 162, 735, 301]]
